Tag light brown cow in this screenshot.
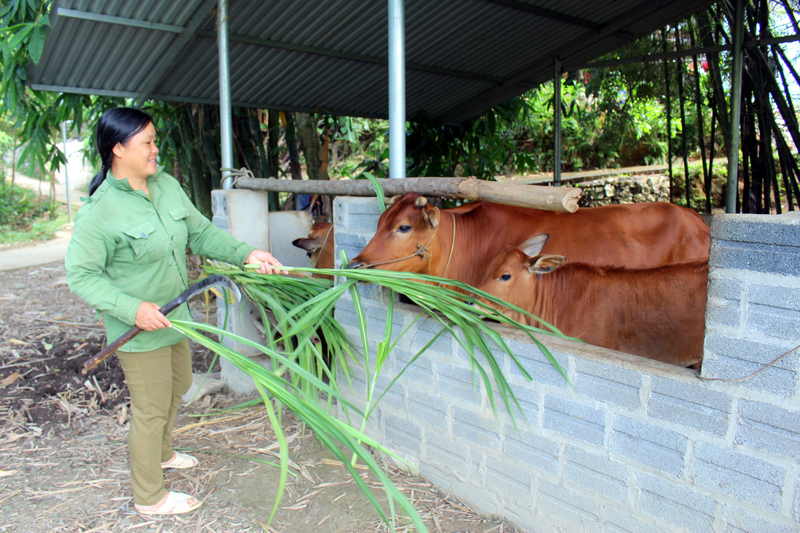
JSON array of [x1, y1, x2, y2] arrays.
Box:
[[292, 222, 335, 280], [476, 234, 708, 367], [347, 192, 710, 288]]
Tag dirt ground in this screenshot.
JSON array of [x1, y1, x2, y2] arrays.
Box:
[[0, 259, 521, 533]]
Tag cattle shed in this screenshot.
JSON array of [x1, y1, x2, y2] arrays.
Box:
[[213, 193, 800, 532]]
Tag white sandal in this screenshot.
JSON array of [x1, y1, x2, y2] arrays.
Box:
[[161, 451, 199, 469], [135, 491, 202, 515]]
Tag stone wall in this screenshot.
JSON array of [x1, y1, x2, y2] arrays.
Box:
[[333, 196, 800, 533], [576, 174, 670, 206]]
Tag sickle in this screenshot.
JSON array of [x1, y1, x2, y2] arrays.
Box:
[[82, 274, 241, 373]]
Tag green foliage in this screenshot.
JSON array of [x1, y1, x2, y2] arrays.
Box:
[[0, 180, 64, 243]]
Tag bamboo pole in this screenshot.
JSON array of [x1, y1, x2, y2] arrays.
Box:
[[662, 27, 674, 202], [235, 177, 582, 213], [676, 26, 692, 210]]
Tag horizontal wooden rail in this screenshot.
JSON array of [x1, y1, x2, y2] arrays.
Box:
[[235, 177, 581, 213]]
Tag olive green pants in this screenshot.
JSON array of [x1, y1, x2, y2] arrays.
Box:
[[118, 338, 192, 506]]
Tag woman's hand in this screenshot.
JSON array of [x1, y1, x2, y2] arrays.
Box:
[[135, 302, 172, 331], [246, 249, 286, 275]]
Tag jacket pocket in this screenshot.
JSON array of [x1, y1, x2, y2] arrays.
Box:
[[169, 207, 189, 221], [123, 221, 157, 263]]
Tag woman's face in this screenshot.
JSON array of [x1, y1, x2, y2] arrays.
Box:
[[115, 122, 159, 180]]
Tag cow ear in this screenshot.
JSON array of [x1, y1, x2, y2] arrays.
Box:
[[292, 237, 320, 252], [518, 233, 549, 257], [386, 195, 401, 207], [526, 254, 565, 274], [421, 204, 440, 229]]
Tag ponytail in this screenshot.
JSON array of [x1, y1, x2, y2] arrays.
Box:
[[89, 107, 154, 196]]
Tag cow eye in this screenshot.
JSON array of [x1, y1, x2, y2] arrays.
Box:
[[397, 225, 411, 233], [500, 274, 512, 281]]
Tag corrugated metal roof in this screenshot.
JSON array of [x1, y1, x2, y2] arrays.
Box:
[[30, 0, 716, 124]]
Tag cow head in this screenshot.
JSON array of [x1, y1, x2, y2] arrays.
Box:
[[475, 233, 565, 318], [292, 222, 334, 280], [347, 192, 441, 272]]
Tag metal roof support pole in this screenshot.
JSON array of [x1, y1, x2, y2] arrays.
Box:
[[388, 0, 405, 179], [727, 0, 745, 212], [553, 56, 562, 186], [218, 0, 234, 189]]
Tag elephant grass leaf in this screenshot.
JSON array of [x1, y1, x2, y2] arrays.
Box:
[[170, 320, 427, 532]]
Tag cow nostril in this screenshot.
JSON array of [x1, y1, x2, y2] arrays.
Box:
[[347, 261, 363, 270]]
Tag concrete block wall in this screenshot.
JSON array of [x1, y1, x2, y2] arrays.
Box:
[[333, 196, 800, 533]]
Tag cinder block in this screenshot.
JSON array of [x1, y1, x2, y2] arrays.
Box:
[[408, 392, 448, 430], [365, 304, 404, 342], [543, 395, 606, 446], [711, 213, 800, 247], [707, 275, 745, 300], [536, 479, 601, 532], [506, 382, 539, 423], [722, 502, 798, 533], [393, 347, 435, 390], [563, 446, 629, 503], [410, 317, 454, 355], [746, 304, 800, 341], [333, 305, 362, 329], [334, 232, 368, 250], [601, 507, 668, 533], [347, 213, 380, 235], [636, 473, 716, 531], [610, 416, 687, 477], [384, 415, 422, 454], [709, 240, 800, 277], [502, 426, 560, 477], [693, 441, 785, 512], [647, 376, 732, 437], [485, 455, 533, 495], [736, 400, 800, 457], [749, 284, 800, 310], [452, 406, 501, 449], [702, 334, 798, 395], [507, 338, 569, 389], [575, 359, 642, 411], [436, 361, 481, 405], [371, 374, 405, 409], [449, 477, 501, 518], [705, 299, 742, 328], [424, 430, 470, 477], [333, 196, 381, 234]]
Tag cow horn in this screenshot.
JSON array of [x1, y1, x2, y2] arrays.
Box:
[[415, 196, 428, 208], [386, 195, 401, 206]]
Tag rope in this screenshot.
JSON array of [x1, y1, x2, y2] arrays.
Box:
[[356, 207, 442, 269], [222, 167, 256, 188], [698, 342, 799, 383], [314, 224, 335, 269], [439, 211, 457, 285]]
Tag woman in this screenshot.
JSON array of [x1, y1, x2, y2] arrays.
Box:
[[66, 107, 282, 516]]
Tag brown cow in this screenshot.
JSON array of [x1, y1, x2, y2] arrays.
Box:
[[476, 234, 708, 367], [292, 222, 335, 280], [347, 192, 709, 288]]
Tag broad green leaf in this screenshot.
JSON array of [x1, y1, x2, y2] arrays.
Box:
[[28, 24, 45, 64]]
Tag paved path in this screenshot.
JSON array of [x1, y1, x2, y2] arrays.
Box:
[[1, 140, 91, 271], [0, 235, 71, 271]]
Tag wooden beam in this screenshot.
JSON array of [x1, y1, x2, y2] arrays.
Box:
[[235, 177, 581, 213]]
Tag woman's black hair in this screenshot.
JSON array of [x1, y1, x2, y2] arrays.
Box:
[[88, 107, 154, 195]]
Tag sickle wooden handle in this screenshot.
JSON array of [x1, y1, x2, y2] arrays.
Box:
[[82, 325, 143, 374]]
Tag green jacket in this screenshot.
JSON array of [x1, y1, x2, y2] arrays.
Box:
[[65, 169, 255, 352]]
